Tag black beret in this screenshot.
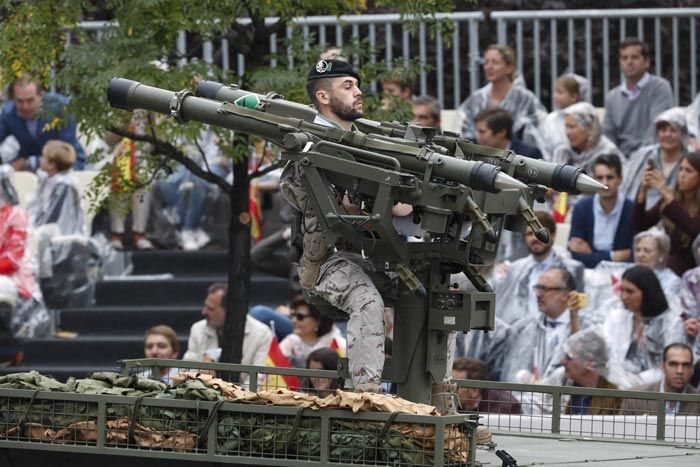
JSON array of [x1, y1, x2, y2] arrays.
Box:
[[307, 59, 361, 84]]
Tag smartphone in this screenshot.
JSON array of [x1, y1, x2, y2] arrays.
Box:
[[647, 159, 656, 169], [680, 311, 690, 321]]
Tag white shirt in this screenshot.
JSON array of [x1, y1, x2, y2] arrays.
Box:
[[592, 193, 626, 254], [621, 72, 651, 101]]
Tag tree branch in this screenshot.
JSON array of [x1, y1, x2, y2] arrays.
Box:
[[249, 160, 283, 180], [108, 126, 234, 194]]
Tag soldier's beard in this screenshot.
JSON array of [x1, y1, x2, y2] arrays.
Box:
[[330, 95, 363, 121]]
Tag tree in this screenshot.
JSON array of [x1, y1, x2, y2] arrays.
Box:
[[0, 0, 454, 372]]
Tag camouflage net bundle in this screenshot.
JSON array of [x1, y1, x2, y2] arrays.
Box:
[[0, 371, 470, 465]]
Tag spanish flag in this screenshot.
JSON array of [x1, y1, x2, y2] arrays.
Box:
[[330, 338, 346, 358], [263, 337, 299, 391], [249, 183, 263, 243], [553, 192, 568, 223]]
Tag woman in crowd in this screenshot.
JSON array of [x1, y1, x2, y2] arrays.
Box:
[[458, 44, 545, 148], [305, 347, 342, 396], [539, 74, 588, 160], [279, 296, 346, 368], [551, 102, 622, 174], [633, 152, 700, 275], [623, 108, 688, 209], [584, 229, 682, 325], [602, 265, 685, 388]]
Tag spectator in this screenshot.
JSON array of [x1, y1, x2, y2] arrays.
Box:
[[603, 37, 673, 157], [278, 295, 345, 368], [380, 68, 415, 102], [535, 328, 621, 415], [454, 315, 510, 381], [411, 95, 441, 129], [0, 75, 86, 171], [620, 343, 699, 415], [103, 116, 154, 250], [539, 74, 588, 160], [689, 92, 700, 152], [552, 102, 623, 174], [474, 107, 542, 159], [623, 107, 688, 210], [632, 152, 700, 275], [143, 324, 180, 383], [603, 265, 685, 388], [154, 130, 229, 250], [679, 235, 700, 361], [306, 347, 342, 397], [0, 166, 49, 340], [493, 211, 584, 324], [501, 267, 584, 383], [459, 44, 545, 148], [568, 154, 636, 268], [452, 358, 520, 414], [182, 283, 273, 368]]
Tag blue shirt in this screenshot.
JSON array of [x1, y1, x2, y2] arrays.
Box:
[[592, 193, 626, 255]]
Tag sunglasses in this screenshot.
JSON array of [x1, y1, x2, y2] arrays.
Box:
[[291, 312, 312, 321]]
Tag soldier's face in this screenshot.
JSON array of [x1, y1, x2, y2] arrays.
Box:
[[329, 76, 363, 121], [662, 347, 693, 392], [202, 290, 226, 331], [144, 334, 178, 359]]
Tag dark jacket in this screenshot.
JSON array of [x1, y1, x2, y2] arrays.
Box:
[[569, 195, 636, 268], [620, 381, 700, 415], [510, 139, 542, 160], [0, 93, 86, 169], [632, 198, 700, 276]]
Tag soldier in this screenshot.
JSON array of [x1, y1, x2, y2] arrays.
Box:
[[280, 60, 457, 409]]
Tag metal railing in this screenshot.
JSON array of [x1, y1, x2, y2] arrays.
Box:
[[492, 8, 700, 109], [119, 359, 700, 446], [455, 379, 700, 444], [72, 8, 700, 111]]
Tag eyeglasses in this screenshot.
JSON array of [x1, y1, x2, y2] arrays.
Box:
[[291, 312, 312, 321], [533, 285, 567, 293]]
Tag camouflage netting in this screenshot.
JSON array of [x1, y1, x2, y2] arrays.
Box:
[[0, 371, 470, 465]]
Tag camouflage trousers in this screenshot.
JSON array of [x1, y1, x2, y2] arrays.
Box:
[[312, 253, 457, 386], [312, 254, 386, 386]]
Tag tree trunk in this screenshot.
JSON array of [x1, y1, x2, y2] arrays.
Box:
[[220, 153, 251, 378]]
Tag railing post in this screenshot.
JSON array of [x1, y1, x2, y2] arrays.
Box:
[[551, 390, 562, 435], [655, 395, 666, 441]]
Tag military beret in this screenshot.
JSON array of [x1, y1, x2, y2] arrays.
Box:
[[307, 59, 361, 84]]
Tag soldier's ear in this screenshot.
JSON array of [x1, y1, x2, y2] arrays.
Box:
[[315, 89, 331, 106]]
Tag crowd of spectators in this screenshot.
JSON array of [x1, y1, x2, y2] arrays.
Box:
[[1, 36, 700, 414]]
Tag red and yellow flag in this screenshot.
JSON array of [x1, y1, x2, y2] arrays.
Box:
[[330, 338, 346, 358], [552, 192, 568, 223], [263, 337, 299, 391], [249, 183, 263, 243]]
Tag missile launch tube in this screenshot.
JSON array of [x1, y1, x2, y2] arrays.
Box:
[[107, 78, 525, 194]]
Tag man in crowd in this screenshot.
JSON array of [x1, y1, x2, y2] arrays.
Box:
[[603, 38, 673, 157], [620, 343, 699, 415], [183, 283, 272, 368], [0, 75, 86, 171], [568, 153, 636, 268], [411, 95, 441, 129], [532, 328, 621, 415], [474, 107, 542, 159], [493, 211, 584, 324], [452, 358, 520, 414], [501, 268, 583, 383]]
